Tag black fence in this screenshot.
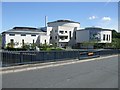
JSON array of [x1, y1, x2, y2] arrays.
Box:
[[79, 49, 119, 60], [1, 49, 120, 67], [1, 50, 79, 67]]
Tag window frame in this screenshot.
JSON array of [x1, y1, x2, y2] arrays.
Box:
[[31, 34, 36, 36], [21, 34, 26, 36], [9, 34, 15, 36], [103, 34, 106, 41]]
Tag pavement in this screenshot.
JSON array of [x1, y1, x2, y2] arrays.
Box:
[[2, 55, 118, 88]]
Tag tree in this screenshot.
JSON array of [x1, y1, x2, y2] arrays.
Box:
[[112, 30, 120, 38], [38, 43, 49, 50], [31, 43, 36, 50], [22, 44, 30, 50], [81, 41, 97, 49], [111, 30, 120, 49], [111, 38, 120, 49], [104, 38, 120, 49], [6, 41, 14, 48]]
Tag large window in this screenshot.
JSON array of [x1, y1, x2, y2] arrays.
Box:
[[33, 39, 35, 44], [31, 34, 36, 36], [45, 40, 46, 44], [65, 36, 68, 39], [55, 36, 57, 39], [59, 36, 64, 40], [21, 34, 26, 36], [69, 31, 71, 39], [106, 34, 109, 41], [109, 35, 110, 41], [10, 39, 14, 48], [59, 31, 64, 34], [103, 34, 105, 41], [10, 39, 14, 43], [9, 34, 15, 36], [74, 31, 76, 40], [22, 39, 24, 47]]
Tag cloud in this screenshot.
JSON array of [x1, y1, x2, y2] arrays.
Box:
[[96, 17, 117, 31], [102, 17, 111, 21], [89, 16, 98, 20]]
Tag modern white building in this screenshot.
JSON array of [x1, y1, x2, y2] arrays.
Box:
[[48, 20, 80, 48], [76, 27, 112, 43], [2, 27, 51, 49], [2, 20, 112, 49]]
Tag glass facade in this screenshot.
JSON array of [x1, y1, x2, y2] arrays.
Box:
[[89, 30, 101, 41]]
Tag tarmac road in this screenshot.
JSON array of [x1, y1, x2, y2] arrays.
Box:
[[2, 55, 118, 88]]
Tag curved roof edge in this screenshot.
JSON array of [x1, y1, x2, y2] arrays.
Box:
[[13, 27, 38, 30], [76, 27, 112, 31], [85, 27, 112, 31], [48, 20, 80, 24]]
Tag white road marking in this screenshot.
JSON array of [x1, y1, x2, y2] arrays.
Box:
[[2, 55, 118, 74]]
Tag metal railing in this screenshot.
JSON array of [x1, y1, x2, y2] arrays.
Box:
[[1, 49, 119, 67]]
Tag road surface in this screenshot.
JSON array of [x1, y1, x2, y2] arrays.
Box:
[[2, 55, 118, 88]]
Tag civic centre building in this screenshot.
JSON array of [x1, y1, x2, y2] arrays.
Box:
[[2, 19, 112, 49]]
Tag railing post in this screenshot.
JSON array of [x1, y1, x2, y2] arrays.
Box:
[[78, 51, 80, 60], [20, 52, 23, 64]]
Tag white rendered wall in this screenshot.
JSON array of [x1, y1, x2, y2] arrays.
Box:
[[50, 26, 77, 47], [3, 32, 50, 48], [46, 27, 53, 35], [5, 33, 39, 48], [100, 31, 112, 43], [39, 35, 50, 45], [76, 30, 112, 43], [58, 26, 75, 42]]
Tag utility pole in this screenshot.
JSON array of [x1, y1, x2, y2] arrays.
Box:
[[45, 16, 47, 27]]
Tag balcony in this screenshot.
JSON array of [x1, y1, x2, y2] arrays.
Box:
[[58, 31, 68, 36], [58, 33, 68, 36], [59, 39, 69, 42], [59, 36, 69, 42]]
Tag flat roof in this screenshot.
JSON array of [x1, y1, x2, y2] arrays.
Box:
[[76, 27, 112, 31]]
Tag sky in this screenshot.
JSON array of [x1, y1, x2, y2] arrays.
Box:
[[1, 2, 118, 32]]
